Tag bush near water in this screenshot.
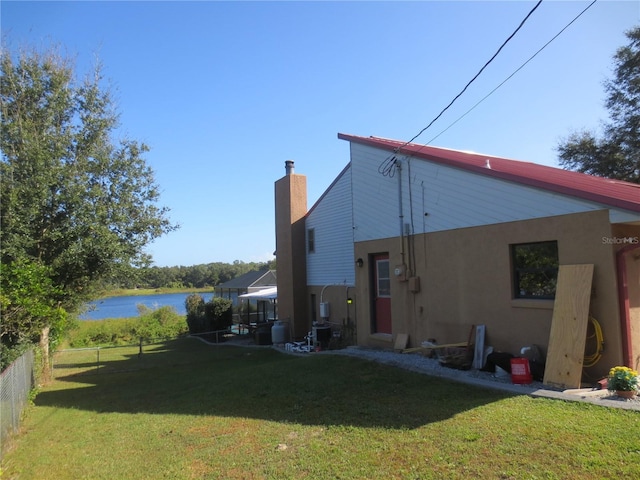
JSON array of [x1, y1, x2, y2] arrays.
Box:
[[67, 305, 188, 347], [66, 295, 233, 348], [185, 294, 233, 335]]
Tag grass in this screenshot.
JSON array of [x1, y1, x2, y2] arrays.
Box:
[[2, 338, 639, 479]]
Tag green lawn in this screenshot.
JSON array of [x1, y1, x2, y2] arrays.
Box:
[[2, 338, 639, 479]]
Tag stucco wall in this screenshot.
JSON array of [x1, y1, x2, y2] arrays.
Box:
[[306, 285, 358, 346], [274, 172, 308, 338], [345, 209, 624, 379]]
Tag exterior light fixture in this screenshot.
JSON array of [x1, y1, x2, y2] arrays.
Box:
[[356, 258, 364, 268]]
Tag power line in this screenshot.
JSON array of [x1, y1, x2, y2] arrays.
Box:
[[427, 0, 598, 145], [379, 0, 544, 177], [402, 0, 543, 149]]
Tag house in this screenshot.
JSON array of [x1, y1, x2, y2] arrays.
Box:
[[215, 269, 277, 300], [274, 133, 640, 381], [215, 269, 277, 324]]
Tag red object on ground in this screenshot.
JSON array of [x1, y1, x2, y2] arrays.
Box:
[[510, 357, 533, 384]]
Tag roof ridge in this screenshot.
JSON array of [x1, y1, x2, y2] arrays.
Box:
[[337, 133, 640, 214]]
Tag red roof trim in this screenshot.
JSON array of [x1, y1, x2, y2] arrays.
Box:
[[338, 133, 640, 214]]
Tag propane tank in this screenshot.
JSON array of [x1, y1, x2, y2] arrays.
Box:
[[271, 321, 289, 344]]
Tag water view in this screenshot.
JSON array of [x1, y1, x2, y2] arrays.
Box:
[[79, 292, 217, 320]]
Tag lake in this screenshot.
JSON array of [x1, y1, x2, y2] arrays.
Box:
[[79, 292, 220, 320]]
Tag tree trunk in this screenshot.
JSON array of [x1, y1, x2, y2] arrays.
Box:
[[40, 325, 51, 382]]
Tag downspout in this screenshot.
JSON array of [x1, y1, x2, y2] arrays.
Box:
[[397, 161, 406, 266], [616, 243, 640, 368]]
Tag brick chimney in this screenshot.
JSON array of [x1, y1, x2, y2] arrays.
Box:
[[274, 161, 308, 339]]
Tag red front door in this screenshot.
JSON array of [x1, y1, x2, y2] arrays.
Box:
[[373, 254, 392, 334]]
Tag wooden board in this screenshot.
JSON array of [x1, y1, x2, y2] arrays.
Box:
[[412, 342, 468, 351], [394, 333, 409, 351], [472, 325, 486, 369], [543, 264, 594, 389]]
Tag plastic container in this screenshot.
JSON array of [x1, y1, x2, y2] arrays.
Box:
[[510, 357, 532, 384]]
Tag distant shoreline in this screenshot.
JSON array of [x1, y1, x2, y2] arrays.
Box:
[[98, 287, 214, 299]]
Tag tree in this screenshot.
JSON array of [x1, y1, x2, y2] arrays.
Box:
[[0, 46, 178, 358], [185, 294, 232, 338], [0, 258, 69, 369], [557, 26, 640, 183]]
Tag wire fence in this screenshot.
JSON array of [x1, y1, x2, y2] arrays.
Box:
[[52, 330, 233, 378], [1, 349, 35, 458], [1, 330, 235, 456]]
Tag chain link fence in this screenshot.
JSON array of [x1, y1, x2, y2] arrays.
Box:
[[1, 349, 35, 457], [53, 330, 232, 378], [53, 339, 168, 377], [1, 330, 234, 454]]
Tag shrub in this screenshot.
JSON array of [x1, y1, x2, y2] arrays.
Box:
[[204, 297, 233, 331], [185, 295, 232, 334], [0, 340, 33, 371], [67, 306, 188, 347], [135, 305, 188, 341], [185, 294, 206, 333]]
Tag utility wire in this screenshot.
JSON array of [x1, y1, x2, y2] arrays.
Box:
[[427, 0, 598, 145], [400, 0, 543, 150], [379, 0, 544, 177]]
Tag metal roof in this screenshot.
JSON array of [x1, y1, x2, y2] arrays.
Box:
[[338, 133, 640, 214], [215, 270, 277, 289], [238, 286, 277, 300]]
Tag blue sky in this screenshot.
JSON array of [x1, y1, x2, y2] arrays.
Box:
[[2, 1, 638, 267]]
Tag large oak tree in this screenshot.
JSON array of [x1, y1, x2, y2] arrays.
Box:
[[557, 26, 640, 183], [0, 47, 178, 363]]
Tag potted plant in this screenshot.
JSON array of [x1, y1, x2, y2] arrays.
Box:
[[607, 366, 639, 398]]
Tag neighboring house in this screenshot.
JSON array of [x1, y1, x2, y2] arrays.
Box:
[[215, 269, 277, 304], [274, 133, 640, 380], [216, 269, 278, 326]]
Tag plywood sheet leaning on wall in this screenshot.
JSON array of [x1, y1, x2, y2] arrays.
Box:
[[543, 264, 594, 389], [394, 333, 409, 351]]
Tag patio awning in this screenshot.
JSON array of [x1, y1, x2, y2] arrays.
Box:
[[238, 287, 277, 300]]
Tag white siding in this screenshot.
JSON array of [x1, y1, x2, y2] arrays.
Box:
[[350, 143, 638, 241], [306, 167, 355, 286]]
